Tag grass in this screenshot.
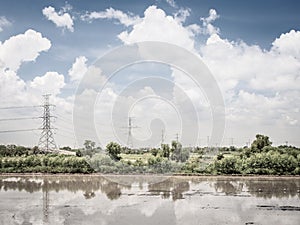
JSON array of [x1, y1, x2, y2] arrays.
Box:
[[120, 153, 155, 164]]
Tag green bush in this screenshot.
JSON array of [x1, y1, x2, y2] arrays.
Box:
[[214, 156, 241, 174], [243, 152, 297, 175], [0, 154, 93, 173]]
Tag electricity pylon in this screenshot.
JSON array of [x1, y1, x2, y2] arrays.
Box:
[[161, 129, 165, 145], [126, 117, 138, 148], [38, 94, 57, 152]]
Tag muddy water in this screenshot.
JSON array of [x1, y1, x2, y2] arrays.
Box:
[[0, 175, 299, 225]]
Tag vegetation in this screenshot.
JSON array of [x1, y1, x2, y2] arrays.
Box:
[[170, 141, 189, 162], [88, 153, 181, 174], [0, 144, 93, 173], [0, 134, 299, 175], [211, 134, 300, 175], [0, 154, 93, 173], [106, 142, 121, 161]]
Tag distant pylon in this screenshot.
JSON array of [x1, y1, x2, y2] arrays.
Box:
[[161, 129, 165, 145], [126, 117, 138, 148], [38, 94, 57, 152]]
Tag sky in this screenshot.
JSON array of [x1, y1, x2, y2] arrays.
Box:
[[0, 0, 300, 148]]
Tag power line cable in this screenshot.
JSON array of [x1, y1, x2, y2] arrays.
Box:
[[0, 128, 41, 133], [0, 116, 41, 122], [0, 105, 42, 110]]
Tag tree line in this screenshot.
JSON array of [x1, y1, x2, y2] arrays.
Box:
[[0, 134, 299, 175], [0, 145, 92, 173]]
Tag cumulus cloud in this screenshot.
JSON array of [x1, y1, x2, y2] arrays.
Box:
[[201, 32, 300, 94], [271, 29, 300, 59], [94, 6, 300, 145], [75, 6, 300, 145], [2, 5, 300, 146], [0, 29, 51, 71], [203, 8, 219, 24], [0, 16, 11, 32], [174, 8, 191, 23], [200, 9, 220, 35], [68, 56, 88, 81], [0, 69, 26, 105], [82, 7, 141, 27], [0, 30, 73, 146], [0, 29, 54, 106], [0, 66, 69, 146], [118, 6, 198, 51], [42, 6, 74, 32], [30, 72, 65, 96], [200, 30, 300, 145], [166, 0, 177, 8]]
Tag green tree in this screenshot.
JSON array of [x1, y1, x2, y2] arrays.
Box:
[[161, 144, 170, 158], [170, 141, 188, 162], [84, 140, 96, 150], [60, 146, 72, 151], [150, 148, 159, 156], [214, 156, 241, 174], [106, 142, 121, 161], [0, 145, 7, 156], [32, 146, 40, 154], [251, 134, 272, 152], [76, 149, 82, 157], [180, 148, 190, 162]]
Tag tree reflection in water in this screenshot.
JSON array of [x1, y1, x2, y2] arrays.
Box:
[[0, 175, 299, 200], [1, 175, 300, 225], [148, 178, 190, 200], [0, 175, 128, 200], [213, 180, 244, 195], [245, 179, 300, 199]]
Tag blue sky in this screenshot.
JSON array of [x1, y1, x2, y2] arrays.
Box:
[[1, 0, 299, 81], [0, 0, 300, 148]]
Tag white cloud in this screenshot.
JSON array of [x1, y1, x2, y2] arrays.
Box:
[[201, 32, 300, 94], [0, 16, 11, 32], [200, 9, 220, 35], [284, 115, 298, 126], [0, 30, 74, 146], [108, 6, 300, 145], [200, 30, 300, 145], [1, 5, 300, 147], [174, 8, 191, 23], [79, 65, 107, 90], [0, 29, 51, 71], [82, 7, 141, 27], [118, 6, 197, 51], [42, 6, 74, 32], [166, 0, 177, 8], [0, 69, 26, 105], [226, 89, 300, 128], [203, 9, 219, 23], [271, 29, 300, 60], [93, 84, 184, 147], [30, 71, 65, 96], [68, 56, 88, 81], [0, 64, 70, 147]]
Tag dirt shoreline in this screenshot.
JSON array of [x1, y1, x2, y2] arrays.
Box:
[[0, 172, 299, 179]]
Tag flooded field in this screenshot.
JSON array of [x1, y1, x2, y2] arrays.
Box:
[[0, 174, 299, 225]]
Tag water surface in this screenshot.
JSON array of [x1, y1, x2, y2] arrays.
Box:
[[0, 175, 299, 225]]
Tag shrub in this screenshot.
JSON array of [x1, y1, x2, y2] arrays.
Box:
[[214, 156, 241, 174]]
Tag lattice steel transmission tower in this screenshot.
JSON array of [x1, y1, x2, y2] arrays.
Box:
[[161, 129, 165, 145], [38, 94, 57, 152], [126, 117, 138, 148]]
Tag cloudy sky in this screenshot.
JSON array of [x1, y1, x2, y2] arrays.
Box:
[[0, 0, 300, 148]]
